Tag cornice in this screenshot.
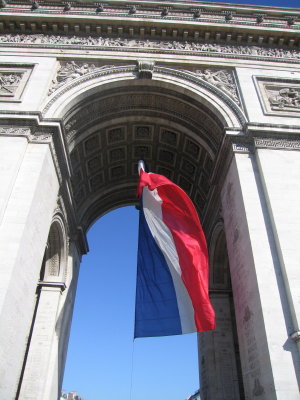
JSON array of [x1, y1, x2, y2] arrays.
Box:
[[0, 1, 299, 48]]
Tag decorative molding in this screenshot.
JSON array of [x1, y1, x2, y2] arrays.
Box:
[[254, 137, 300, 150], [1, 1, 299, 37], [228, 135, 254, 153], [232, 142, 254, 153], [195, 69, 240, 104], [38, 281, 66, 292], [29, 132, 53, 143], [230, 135, 300, 152], [0, 34, 300, 63], [45, 64, 244, 128], [0, 126, 31, 136]]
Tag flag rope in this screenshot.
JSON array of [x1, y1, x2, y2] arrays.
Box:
[[129, 339, 135, 400]]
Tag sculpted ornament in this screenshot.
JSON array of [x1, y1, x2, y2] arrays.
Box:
[[0, 34, 300, 62], [196, 69, 240, 104], [267, 87, 300, 110], [49, 61, 96, 94], [0, 126, 30, 136], [0, 72, 23, 96]]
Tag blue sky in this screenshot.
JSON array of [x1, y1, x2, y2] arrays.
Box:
[[63, 207, 200, 400], [62, 0, 299, 399]]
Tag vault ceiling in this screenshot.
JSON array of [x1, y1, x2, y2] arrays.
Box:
[[65, 86, 225, 230]]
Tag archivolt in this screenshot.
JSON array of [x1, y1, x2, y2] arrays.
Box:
[[42, 63, 246, 129]]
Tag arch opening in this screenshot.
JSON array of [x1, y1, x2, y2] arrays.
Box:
[[44, 70, 247, 398], [47, 69, 245, 232]]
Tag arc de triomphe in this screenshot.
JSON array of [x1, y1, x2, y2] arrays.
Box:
[[0, 0, 299, 399]]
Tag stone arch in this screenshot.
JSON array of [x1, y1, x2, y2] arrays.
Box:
[[41, 214, 67, 283], [43, 64, 245, 127], [209, 222, 231, 291], [43, 64, 247, 232]]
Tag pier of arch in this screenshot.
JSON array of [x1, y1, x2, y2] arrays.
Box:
[[0, 1, 299, 399]]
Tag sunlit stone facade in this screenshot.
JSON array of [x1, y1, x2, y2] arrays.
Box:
[[0, 1, 299, 399]]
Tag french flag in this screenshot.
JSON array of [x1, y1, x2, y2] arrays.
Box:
[[134, 167, 215, 338]]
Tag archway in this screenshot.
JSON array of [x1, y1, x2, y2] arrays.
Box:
[[0, 0, 299, 397], [43, 64, 245, 231], [41, 65, 246, 399]]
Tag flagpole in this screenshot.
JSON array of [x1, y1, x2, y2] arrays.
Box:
[[138, 160, 145, 175]]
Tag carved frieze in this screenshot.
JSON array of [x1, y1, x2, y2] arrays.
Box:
[[0, 34, 300, 63], [230, 135, 300, 153], [0, 126, 31, 136], [0, 126, 53, 142], [195, 69, 240, 104], [254, 137, 300, 150]]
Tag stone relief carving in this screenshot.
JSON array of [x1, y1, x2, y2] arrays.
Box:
[[0, 67, 32, 101], [49, 61, 96, 94], [196, 69, 240, 104], [29, 133, 53, 142], [267, 87, 300, 110], [0, 72, 23, 96], [0, 34, 300, 62], [0, 126, 30, 136], [256, 78, 300, 116]]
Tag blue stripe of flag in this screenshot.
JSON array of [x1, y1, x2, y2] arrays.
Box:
[[134, 203, 182, 338]]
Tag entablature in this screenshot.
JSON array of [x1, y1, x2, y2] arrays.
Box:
[[0, 0, 299, 48]]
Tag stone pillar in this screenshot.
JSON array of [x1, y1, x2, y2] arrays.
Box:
[[254, 139, 300, 351], [18, 238, 82, 400], [199, 295, 241, 400], [199, 226, 242, 400], [18, 283, 65, 399], [0, 132, 59, 400], [221, 141, 299, 400]]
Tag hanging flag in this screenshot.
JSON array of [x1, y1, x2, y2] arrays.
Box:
[[134, 166, 215, 338]]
